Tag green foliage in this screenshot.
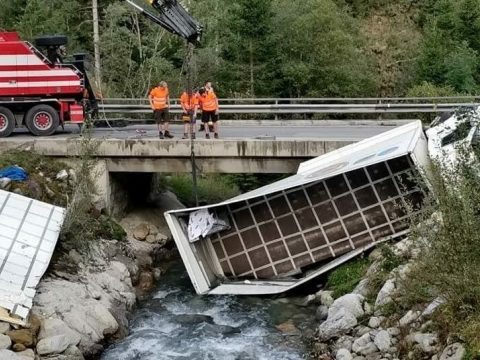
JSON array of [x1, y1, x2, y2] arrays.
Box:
[[326, 258, 370, 298], [166, 174, 241, 207], [4, 0, 480, 97], [400, 125, 480, 350]]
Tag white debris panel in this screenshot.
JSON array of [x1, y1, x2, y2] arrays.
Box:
[[0, 190, 65, 322]]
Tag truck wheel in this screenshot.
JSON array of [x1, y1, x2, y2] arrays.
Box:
[[25, 105, 60, 136], [0, 107, 15, 137], [34, 35, 68, 47]]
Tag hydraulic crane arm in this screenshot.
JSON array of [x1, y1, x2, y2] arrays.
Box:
[[125, 0, 202, 44]]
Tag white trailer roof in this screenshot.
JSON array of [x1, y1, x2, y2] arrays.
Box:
[[167, 120, 423, 214], [0, 190, 65, 323]]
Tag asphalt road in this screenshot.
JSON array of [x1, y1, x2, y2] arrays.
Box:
[[6, 123, 395, 141]]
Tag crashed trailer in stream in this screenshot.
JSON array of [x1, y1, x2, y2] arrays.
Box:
[[165, 120, 430, 295]]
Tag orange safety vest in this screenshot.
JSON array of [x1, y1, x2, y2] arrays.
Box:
[[180, 92, 199, 111], [150, 86, 169, 110], [199, 89, 218, 111]]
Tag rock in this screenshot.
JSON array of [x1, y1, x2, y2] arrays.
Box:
[[363, 302, 373, 316], [301, 294, 317, 306], [334, 336, 354, 352], [329, 294, 365, 319], [12, 343, 25, 352], [369, 248, 383, 262], [374, 330, 391, 352], [36, 334, 70, 355], [6, 329, 34, 347], [399, 310, 421, 327], [375, 279, 395, 308], [406, 333, 438, 354], [0, 177, 11, 190], [198, 323, 240, 337], [387, 327, 400, 337], [28, 314, 41, 336], [352, 333, 378, 355], [0, 333, 12, 349], [387, 346, 398, 354], [13, 188, 23, 195], [353, 279, 370, 298], [133, 223, 150, 241], [147, 224, 159, 236], [146, 235, 156, 243], [337, 349, 354, 360], [174, 314, 214, 325], [316, 305, 329, 321], [38, 318, 81, 347], [439, 343, 465, 360], [25, 179, 42, 198], [68, 169, 77, 183], [155, 233, 168, 245], [318, 308, 358, 341], [0, 349, 21, 359], [368, 317, 381, 329], [317, 290, 334, 307], [356, 326, 372, 337], [276, 321, 301, 335], [421, 297, 445, 318], [138, 271, 155, 292], [56, 170, 68, 181], [0, 322, 10, 334], [152, 268, 163, 281], [17, 348, 34, 359]]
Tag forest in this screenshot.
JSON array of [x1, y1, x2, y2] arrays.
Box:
[[1, 0, 480, 99]]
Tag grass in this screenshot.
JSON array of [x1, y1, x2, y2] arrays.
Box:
[[326, 257, 370, 298], [165, 174, 241, 207], [0, 150, 71, 206]]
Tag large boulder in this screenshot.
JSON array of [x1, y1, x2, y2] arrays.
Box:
[[375, 279, 395, 308], [36, 335, 70, 355], [318, 308, 358, 341], [38, 318, 81, 347], [329, 294, 365, 319], [0, 333, 11, 349], [439, 343, 465, 360]]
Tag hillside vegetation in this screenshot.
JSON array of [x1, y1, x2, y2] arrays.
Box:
[[1, 0, 480, 98]]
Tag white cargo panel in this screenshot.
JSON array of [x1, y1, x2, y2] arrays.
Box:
[[0, 190, 65, 323]]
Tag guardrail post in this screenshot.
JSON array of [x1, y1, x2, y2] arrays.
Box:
[[378, 99, 383, 121], [275, 99, 278, 121]]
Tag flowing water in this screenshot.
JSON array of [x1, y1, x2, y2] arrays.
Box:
[[102, 261, 318, 360]]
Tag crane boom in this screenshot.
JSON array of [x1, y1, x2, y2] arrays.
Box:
[[125, 0, 202, 44]]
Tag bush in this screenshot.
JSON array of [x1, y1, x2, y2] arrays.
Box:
[[400, 138, 480, 350], [166, 174, 241, 207]]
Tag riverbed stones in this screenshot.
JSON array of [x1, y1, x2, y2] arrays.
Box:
[[138, 271, 155, 292], [0, 349, 22, 359], [352, 333, 378, 355], [336, 348, 354, 360], [36, 335, 70, 355], [0, 333, 12, 349], [276, 320, 300, 335], [316, 305, 329, 321], [133, 223, 150, 241], [399, 310, 420, 327], [439, 343, 465, 360], [38, 318, 81, 348], [6, 329, 34, 348], [318, 308, 358, 341], [375, 279, 395, 308], [406, 332, 438, 353], [373, 330, 391, 352], [329, 294, 365, 319], [0, 322, 10, 334], [174, 314, 214, 325], [368, 317, 381, 329]]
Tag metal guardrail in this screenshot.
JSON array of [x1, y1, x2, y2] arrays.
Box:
[[99, 101, 480, 115]]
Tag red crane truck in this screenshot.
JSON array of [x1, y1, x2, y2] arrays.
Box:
[[0, 32, 86, 137]]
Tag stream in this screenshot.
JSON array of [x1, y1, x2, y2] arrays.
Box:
[[101, 261, 318, 360]]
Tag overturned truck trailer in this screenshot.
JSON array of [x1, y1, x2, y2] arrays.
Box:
[[165, 121, 430, 295]]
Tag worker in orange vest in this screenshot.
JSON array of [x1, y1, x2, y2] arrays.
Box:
[[180, 88, 199, 139], [198, 81, 219, 139], [149, 81, 173, 139]]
